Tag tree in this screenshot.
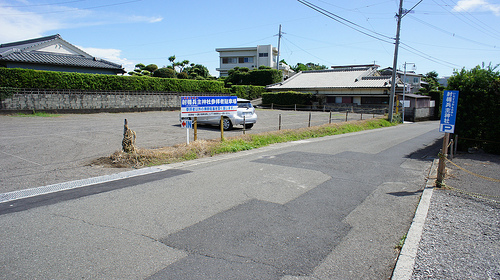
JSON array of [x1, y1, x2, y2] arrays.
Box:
[[175, 60, 190, 72], [153, 67, 176, 78], [447, 63, 500, 154], [420, 71, 440, 94], [128, 63, 157, 76], [418, 71, 443, 120], [143, 64, 158, 73], [291, 62, 327, 72], [168, 55, 176, 70], [184, 64, 211, 80]]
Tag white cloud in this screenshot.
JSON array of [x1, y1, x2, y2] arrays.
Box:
[[128, 15, 164, 23], [0, 6, 61, 42], [79, 46, 136, 73], [453, 0, 500, 15], [0, 2, 162, 43]]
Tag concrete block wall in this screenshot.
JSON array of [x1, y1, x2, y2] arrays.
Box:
[[414, 107, 434, 121], [0, 90, 200, 113]]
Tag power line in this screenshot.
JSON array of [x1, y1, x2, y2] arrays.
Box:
[[1, 0, 86, 8], [282, 37, 337, 66], [434, 0, 500, 40], [1, 0, 143, 15], [296, 0, 461, 72], [400, 42, 461, 68], [297, 0, 395, 44], [408, 15, 500, 48]]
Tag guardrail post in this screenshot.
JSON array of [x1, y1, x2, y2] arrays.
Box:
[[279, 114, 282, 130], [194, 117, 197, 141], [220, 115, 224, 140], [243, 116, 246, 135]]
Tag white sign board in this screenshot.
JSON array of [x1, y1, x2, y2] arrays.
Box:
[[400, 100, 410, 108], [181, 96, 237, 118], [181, 120, 193, 129]]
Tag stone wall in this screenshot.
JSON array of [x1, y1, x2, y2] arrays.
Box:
[[0, 89, 226, 113]]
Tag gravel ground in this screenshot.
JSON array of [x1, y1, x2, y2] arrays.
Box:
[[411, 152, 500, 279]]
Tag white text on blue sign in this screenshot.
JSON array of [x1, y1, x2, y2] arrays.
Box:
[[439, 90, 459, 133]]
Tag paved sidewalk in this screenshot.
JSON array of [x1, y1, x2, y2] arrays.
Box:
[[393, 152, 500, 279]]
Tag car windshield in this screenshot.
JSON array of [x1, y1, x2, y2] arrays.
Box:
[[237, 102, 252, 109]]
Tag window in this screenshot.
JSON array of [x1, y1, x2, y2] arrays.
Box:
[[222, 57, 237, 64], [259, 53, 268, 57], [413, 77, 419, 84], [238, 57, 254, 63]]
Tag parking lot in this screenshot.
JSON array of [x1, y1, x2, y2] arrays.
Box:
[[0, 109, 381, 193]]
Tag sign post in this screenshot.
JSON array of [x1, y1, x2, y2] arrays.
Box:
[[437, 90, 459, 186], [180, 96, 237, 142], [180, 119, 193, 144]]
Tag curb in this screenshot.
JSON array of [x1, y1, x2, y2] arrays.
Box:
[[391, 158, 438, 279], [0, 167, 163, 204]]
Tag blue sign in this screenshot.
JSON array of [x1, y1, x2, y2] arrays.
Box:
[[181, 96, 237, 117], [439, 90, 459, 133]]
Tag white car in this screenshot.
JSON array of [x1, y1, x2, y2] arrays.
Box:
[[180, 98, 257, 130]]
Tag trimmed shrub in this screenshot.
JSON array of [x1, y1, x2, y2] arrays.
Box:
[[230, 85, 266, 100], [0, 68, 227, 93], [225, 68, 282, 86], [262, 91, 314, 105], [153, 68, 176, 78]]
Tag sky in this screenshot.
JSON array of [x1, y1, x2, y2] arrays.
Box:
[[1, 0, 500, 78]]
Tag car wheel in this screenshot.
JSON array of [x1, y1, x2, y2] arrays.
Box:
[[244, 123, 254, 129], [222, 118, 233, 130]]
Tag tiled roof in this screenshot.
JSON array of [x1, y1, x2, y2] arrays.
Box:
[[0, 34, 61, 53], [0, 34, 125, 73], [267, 66, 396, 90], [0, 51, 125, 71]]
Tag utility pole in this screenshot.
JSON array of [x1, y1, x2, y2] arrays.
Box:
[[388, 0, 404, 122], [277, 24, 282, 71]]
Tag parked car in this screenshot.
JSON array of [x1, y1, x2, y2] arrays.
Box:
[[180, 98, 257, 130]]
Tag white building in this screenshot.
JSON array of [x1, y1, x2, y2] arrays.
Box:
[[215, 44, 293, 78]]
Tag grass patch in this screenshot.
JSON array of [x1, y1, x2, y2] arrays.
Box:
[[95, 118, 397, 168], [395, 233, 407, 251], [15, 111, 61, 117]]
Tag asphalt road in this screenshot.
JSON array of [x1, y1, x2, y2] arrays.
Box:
[[0, 109, 380, 193], [0, 120, 442, 279]]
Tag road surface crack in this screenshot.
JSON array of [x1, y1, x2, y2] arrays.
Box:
[[52, 213, 167, 246]]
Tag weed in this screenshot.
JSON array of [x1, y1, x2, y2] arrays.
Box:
[[97, 118, 397, 168], [15, 111, 60, 117], [395, 233, 407, 251]]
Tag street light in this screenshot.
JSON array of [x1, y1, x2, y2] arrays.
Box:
[[402, 62, 416, 123]]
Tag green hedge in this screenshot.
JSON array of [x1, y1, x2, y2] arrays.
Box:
[[262, 91, 314, 105], [230, 85, 266, 100], [225, 69, 282, 86], [447, 65, 500, 154], [0, 68, 227, 93]]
